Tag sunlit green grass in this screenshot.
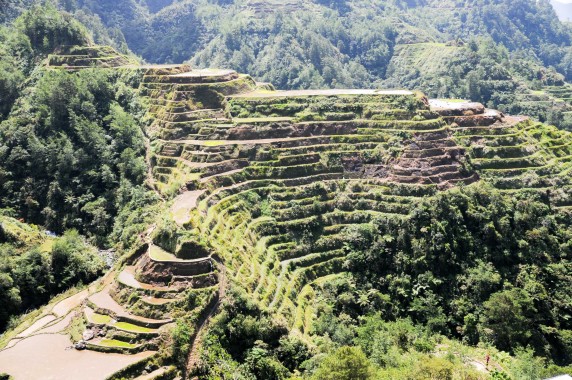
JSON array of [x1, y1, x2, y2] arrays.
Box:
[[113, 322, 155, 334], [149, 245, 178, 261], [39, 238, 54, 253], [98, 339, 137, 348], [90, 313, 112, 324]]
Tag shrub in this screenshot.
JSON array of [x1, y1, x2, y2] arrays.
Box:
[[311, 346, 374, 380], [51, 230, 105, 290], [172, 319, 194, 367], [412, 357, 454, 380]]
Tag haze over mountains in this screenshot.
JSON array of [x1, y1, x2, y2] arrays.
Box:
[[552, 0, 572, 21]]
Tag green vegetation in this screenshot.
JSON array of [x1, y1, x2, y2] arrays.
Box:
[[0, 5, 156, 247], [385, 38, 572, 129], [4, 0, 565, 129], [0, 67, 148, 242], [113, 321, 155, 334], [311, 346, 374, 380], [90, 313, 112, 325], [98, 338, 138, 349], [0, 6, 158, 335], [3, 1, 572, 128], [195, 286, 572, 379], [344, 185, 572, 362], [149, 245, 178, 262], [0, 215, 49, 247], [3, 2, 572, 380], [143, 69, 572, 377], [0, 229, 104, 331]]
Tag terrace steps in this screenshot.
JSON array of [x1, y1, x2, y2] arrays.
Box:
[[143, 75, 572, 370], [87, 285, 173, 327], [70, 62, 572, 376]]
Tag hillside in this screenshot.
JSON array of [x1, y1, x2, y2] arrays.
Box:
[[1, 44, 571, 378], [1, 4, 572, 380], [10, 0, 561, 132], [4, 0, 572, 129]]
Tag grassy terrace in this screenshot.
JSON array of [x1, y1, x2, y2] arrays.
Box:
[[136, 65, 572, 336], [89, 313, 112, 325], [149, 245, 181, 262], [453, 119, 572, 192], [47, 45, 137, 69], [113, 322, 157, 334], [97, 339, 138, 349], [192, 178, 422, 327]]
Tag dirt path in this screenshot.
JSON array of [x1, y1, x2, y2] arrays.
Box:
[[469, 360, 488, 373], [186, 260, 227, 376], [0, 334, 154, 380], [230, 89, 413, 98], [171, 69, 236, 78]]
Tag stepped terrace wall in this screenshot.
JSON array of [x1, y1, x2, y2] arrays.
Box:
[[139, 65, 572, 341]]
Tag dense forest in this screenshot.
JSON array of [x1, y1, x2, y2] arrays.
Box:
[[0, 5, 158, 331], [0, 5, 154, 241], [188, 185, 572, 379], [4, 1, 572, 126]]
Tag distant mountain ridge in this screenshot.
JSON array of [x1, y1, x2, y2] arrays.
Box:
[[2, 5, 572, 379], [4, 0, 572, 129]]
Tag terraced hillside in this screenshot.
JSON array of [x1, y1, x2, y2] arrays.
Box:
[[385, 42, 572, 126], [3, 58, 572, 379], [140, 64, 572, 355], [245, 0, 314, 15], [47, 45, 136, 70]]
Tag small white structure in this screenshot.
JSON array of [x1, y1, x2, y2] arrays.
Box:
[[545, 375, 572, 380]]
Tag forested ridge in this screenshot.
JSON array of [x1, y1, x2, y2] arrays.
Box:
[[4, 0, 572, 127], [0, 2, 572, 380], [0, 5, 158, 333]]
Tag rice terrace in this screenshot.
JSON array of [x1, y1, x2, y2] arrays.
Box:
[[2, 1, 572, 379]]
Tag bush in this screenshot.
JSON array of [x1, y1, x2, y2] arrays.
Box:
[[51, 230, 105, 290], [16, 5, 89, 54], [412, 357, 454, 380], [171, 319, 194, 367], [311, 346, 374, 380]]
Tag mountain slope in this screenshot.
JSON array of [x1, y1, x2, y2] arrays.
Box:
[[1, 49, 567, 378], [32, 0, 572, 131], [1, 5, 572, 380]]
